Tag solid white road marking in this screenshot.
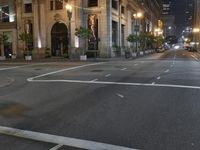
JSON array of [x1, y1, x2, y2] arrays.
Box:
[[27, 79, 200, 90], [49, 144, 63, 150], [105, 74, 111, 77], [0, 62, 56, 71], [0, 66, 25, 71], [152, 82, 156, 85], [27, 62, 105, 81], [164, 69, 169, 73], [120, 68, 127, 71], [116, 93, 124, 98], [0, 126, 137, 150]]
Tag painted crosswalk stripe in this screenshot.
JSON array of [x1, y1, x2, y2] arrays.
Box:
[[49, 144, 63, 150], [0, 126, 137, 150]]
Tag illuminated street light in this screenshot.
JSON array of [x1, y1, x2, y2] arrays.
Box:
[[133, 12, 143, 19], [193, 28, 200, 33], [184, 38, 188, 42], [133, 12, 143, 54]]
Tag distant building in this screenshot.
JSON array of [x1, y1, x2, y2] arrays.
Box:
[[0, 0, 163, 59], [185, 0, 194, 27], [162, 0, 172, 15], [162, 0, 176, 37]]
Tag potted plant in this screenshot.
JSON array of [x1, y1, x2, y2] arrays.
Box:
[[45, 47, 51, 58], [0, 34, 8, 60], [127, 34, 138, 57], [75, 26, 92, 61], [19, 32, 33, 60]]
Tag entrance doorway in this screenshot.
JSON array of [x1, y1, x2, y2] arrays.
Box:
[[51, 22, 68, 56]]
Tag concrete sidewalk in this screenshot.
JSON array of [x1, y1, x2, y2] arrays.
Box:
[[0, 49, 156, 63]]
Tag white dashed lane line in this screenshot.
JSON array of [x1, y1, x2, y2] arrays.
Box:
[[105, 74, 111, 77], [120, 68, 127, 71], [116, 93, 124, 99], [157, 76, 161, 80], [164, 69, 169, 73], [91, 79, 98, 82]]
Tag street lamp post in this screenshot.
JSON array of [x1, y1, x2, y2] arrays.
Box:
[[66, 4, 72, 57], [193, 28, 200, 51], [133, 12, 143, 54]]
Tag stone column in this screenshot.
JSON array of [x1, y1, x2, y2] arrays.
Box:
[[99, 0, 112, 57], [39, 1, 46, 49], [33, 0, 40, 54]]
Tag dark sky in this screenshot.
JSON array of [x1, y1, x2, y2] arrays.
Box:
[[171, 0, 187, 36]]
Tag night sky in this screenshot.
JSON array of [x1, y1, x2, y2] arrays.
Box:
[[171, 0, 187, 36]]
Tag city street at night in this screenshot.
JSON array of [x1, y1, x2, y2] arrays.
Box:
[[1, 49, 200, 150]]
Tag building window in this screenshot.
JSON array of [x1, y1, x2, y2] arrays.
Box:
[[55, 0, 63, 10], [112, 21, 118, 46], [121, 6, 125, 14], [24, 3, 32, 13], [2, 6, 9, 22], [112, 0, 118, 10], [50, 0, 54, 10], [88, 0, 98, 7], [121, 25, 125, 47]]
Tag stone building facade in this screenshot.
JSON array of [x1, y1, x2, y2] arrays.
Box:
[[0, 0, 162, 59]]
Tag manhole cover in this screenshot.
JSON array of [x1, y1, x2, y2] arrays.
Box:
[[91, 70, 103, 72]]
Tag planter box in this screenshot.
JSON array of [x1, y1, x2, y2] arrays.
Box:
[[80, 55, 87, 61], [25, 56, 32, 61], [140, 51, 144, 55], [0, 56, 6, 60], [132, 52, 137, 57], [12, 55, 16, 59]]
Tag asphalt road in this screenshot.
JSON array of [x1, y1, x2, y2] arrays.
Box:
[[0, 49, 200, 150]]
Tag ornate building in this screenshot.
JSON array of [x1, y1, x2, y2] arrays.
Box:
[[0, 0, 163, 59]]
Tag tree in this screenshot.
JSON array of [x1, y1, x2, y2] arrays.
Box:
[[127, 34, 138, 52], [75, 26, 92, 55], [154, 35, 164, 48], [19, 33, 33, 56]]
